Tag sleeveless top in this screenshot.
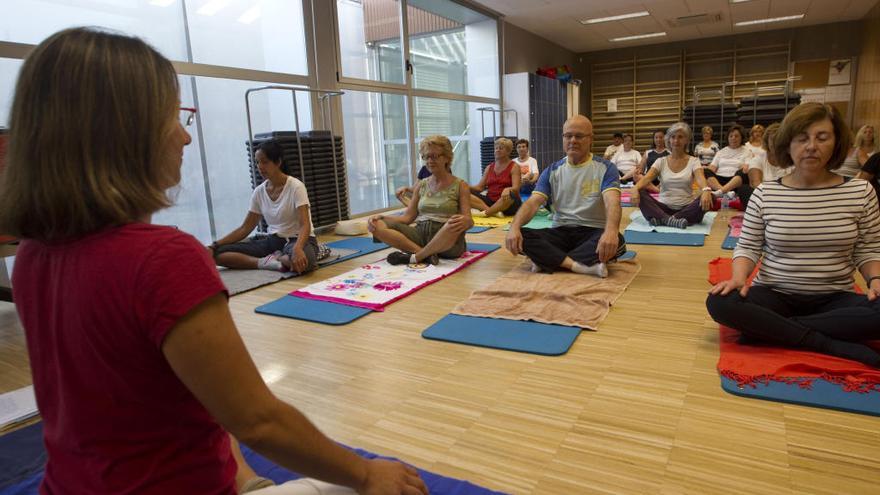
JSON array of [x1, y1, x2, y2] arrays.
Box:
[[417, 178, 461, 223], [487, 161, 515, 201]]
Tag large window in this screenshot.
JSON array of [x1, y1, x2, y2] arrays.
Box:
[[0, 59, 23, 127], [1, 0, 501, 240], [337, 0, 501, 214], [0, 1, 188, 61], [413, 98, 497, 182], [185, 0, 308, 75], [342, 91, 410, 214], [337, 0, 405, 84], [1, 1, 311, 244]]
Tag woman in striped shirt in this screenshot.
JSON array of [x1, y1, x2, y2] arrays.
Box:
[[707, 103, 880, 367]]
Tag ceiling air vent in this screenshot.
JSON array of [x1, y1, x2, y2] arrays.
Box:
[[667, 12, 722, 28]]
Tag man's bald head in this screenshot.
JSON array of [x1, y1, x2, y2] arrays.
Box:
[[562, 115, 593, 164]]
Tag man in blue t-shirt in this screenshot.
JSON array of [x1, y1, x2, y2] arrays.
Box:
[[505, 115, 625, 277]]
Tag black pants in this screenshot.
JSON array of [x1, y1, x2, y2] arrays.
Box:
[[521, 225, 626, 272], [706, 285, 880, 366], [703, 169, 753, 210]]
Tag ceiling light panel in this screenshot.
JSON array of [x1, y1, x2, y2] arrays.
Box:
[[735, 14, 805, 26], [610, 31, 667, 42], [580, 11, 651, 24]]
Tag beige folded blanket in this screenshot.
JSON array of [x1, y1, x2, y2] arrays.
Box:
[[452, 258, 640, 329]]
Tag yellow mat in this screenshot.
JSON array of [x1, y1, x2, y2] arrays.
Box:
[[471, 214, 514, 227]]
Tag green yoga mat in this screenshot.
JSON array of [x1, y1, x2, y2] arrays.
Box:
[[502, 215, 552, 231]]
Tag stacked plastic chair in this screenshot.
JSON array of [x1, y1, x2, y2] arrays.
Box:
[[246, 130, 349, 229]]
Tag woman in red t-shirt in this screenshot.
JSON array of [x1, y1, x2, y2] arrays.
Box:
[[469, 137, 522, 217], [0, 28, 426, 495]]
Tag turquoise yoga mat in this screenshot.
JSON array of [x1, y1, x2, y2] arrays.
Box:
[[626, 210, 717, 235], [255, 295, 372, 325], [255, 243, 501, 325], [422, 314, 582, 356], [721, 229, 738, 250], [623, 230, 705, 246], [720, 376, 880, 417]]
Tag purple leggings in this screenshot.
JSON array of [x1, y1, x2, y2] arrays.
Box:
[[638, 189, 705, 225]]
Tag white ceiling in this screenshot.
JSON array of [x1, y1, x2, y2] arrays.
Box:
[[477, 0, 879, 52]]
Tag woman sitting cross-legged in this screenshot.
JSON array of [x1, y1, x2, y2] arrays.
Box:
[[837, 124, 877, 178], [634, 129, 669, 192], [469, 137, 522, 217], [694, 125, 720, 168], [746, 122, 792, 187], [704, 124, 753, 207], [706, 102, 880, 367], [369, 135, 473, 265], [630, 122, 713, 229], [610, 133, 641, 184], [210, 139, 317, 274]]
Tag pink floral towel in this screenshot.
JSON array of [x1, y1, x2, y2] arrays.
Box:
[[291, 250, 491, 311], [728, 214, 744, 238]]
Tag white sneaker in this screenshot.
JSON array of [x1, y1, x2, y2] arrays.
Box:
[[257, 252, 284, 271]]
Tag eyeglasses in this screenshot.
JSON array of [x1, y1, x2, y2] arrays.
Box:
[[563, 133, 591, 140], [180, 107, 197, 127], [421, 153, 443, 161]]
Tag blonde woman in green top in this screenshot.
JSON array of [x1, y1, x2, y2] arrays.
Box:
[[368, 135, 474, 265]]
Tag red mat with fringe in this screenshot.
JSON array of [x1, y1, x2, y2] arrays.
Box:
[[708, 257, 880, 393]]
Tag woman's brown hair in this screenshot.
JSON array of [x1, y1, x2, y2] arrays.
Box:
[[0, 27, 180, 241], [772, 102, 851, 170]]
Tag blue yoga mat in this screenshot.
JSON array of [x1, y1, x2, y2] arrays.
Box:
[[240, 444, 505, 494], [465, 242, 501, 253], [325, 237, 388, 264], [0, 422, 44, 493], [255, 243, 501, 325], [422, 314, 581, 356], [624, 230, 705, 246], [0, 422, 505, 495], [618, 251, 637, 261], [721, 230, 738, 250], [467, 226, 491, 234], [255, 295, 372, 325], [720, 376, 880, 417]]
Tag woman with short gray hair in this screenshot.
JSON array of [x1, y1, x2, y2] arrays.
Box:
[[630, 122, 713, 228]]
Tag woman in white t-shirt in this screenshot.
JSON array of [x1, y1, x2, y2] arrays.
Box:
[[610, 134, 641, 183], [747, 122, 791, 187], [693, 126, 720, 167], [837, 124, 877, 177], [744, 124, 766, 161], [210, 139, 318, 273], [514, 138, 539, 194], [705, 125, 753, 207], [630, 122, 713, 228]]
